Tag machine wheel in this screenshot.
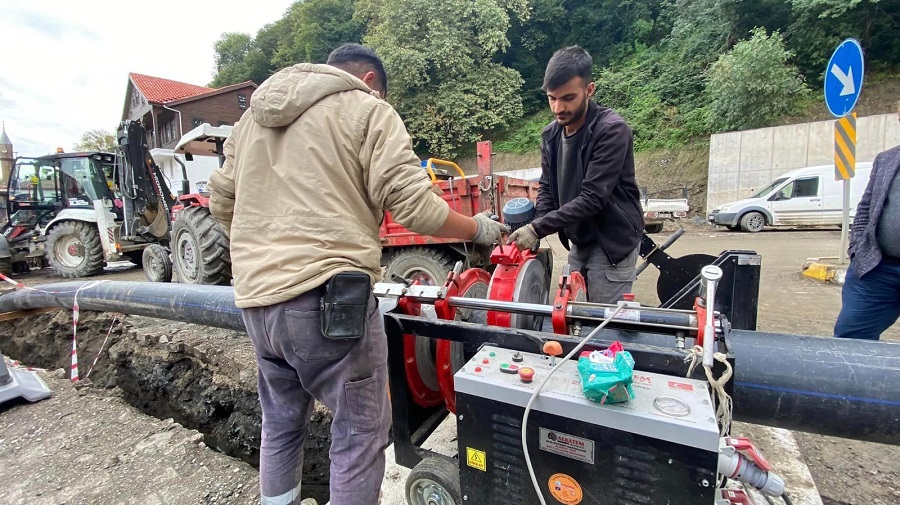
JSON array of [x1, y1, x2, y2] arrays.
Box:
[[172, 206, 232, 285], [644, 223, 664, 234], [406, 457, 461, 505], [45, 222, 106, 278], [143, 244, 173, 283], [385, 247, 456, 286], [739, 211, 766, 233]]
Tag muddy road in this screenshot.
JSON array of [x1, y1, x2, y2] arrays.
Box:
[[1, 226, 898, 504]]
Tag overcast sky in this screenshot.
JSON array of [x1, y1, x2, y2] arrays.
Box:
[[0, 0, 293, 157]]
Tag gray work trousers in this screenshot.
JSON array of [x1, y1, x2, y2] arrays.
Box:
[[241, 286, 390, 505], [568, 243, 639, 304]]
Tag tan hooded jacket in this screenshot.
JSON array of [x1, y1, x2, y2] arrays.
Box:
[[209, 63, 449, 308]]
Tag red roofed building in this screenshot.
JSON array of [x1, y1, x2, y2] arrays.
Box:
[[122, 73, 256, 150], [121, 73, 257, 193]]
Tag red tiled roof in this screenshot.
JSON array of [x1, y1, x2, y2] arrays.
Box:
[[129, 73, 216, 104]]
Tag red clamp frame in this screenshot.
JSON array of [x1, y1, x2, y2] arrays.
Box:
[[487, 244, 538, 327], [551, 268, 586, 334]]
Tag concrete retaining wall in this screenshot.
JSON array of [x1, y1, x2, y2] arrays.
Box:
[[706, 113, 900, 212]]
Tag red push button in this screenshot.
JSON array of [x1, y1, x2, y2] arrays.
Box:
[[482, 358, 490, 364], [474, 366, 482, 373], [519, 367, 535, 383]]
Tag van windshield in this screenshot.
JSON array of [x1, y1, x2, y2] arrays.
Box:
[[752, 178, 788, 199]]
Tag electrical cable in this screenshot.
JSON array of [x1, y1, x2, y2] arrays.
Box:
[[781, 492, 794, 505], [521, 302, 626, 505]]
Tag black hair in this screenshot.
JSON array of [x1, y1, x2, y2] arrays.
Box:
[[326, 43, 388, 95], [542, 46, 593, 91]]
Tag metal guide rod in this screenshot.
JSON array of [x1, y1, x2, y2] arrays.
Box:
[[444, 295, 698, 331]]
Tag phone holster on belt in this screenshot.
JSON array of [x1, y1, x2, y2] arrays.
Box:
[[321, 272, 371, 340]]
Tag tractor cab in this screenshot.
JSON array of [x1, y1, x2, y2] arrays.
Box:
[[7, 152, 117, 218]]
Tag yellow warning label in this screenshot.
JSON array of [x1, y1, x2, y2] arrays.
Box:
[[466, 447, 486, 472], [548, 473, 583, 504]]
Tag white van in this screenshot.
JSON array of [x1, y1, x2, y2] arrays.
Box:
[[708, 163, 873, 232]]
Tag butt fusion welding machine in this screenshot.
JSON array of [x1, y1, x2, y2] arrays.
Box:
[[376, 199, 780, 505]]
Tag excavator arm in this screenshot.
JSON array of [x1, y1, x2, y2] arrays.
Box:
[[115, 120, 178, 242]]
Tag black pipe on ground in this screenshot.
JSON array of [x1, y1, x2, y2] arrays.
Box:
[[1, 281, 898, 445]]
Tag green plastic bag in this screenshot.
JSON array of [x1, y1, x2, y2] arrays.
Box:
[[577, 344, 635, 404]]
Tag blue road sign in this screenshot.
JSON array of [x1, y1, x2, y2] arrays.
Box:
[[824, 39, 864, 118]]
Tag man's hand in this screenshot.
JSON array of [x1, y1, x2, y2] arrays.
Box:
[[507, 224, 539, 251], [472, 212, 510, 246]]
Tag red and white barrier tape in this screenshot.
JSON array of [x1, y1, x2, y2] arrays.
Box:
[[85, 313, 119, 379]]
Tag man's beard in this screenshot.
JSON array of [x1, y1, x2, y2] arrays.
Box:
[[557, 96, 589, 127]]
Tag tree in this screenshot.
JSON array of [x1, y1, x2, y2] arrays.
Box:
[[272, 0, 365, 67], [210, 33, 254, 87], [74, 129, 116, 152], [361, 0, 529, 157], [705, 27, 808, 131]]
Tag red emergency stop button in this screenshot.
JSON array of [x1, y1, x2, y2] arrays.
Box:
[[518, 367, 535, 383]]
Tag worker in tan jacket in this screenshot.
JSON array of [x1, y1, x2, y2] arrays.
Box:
[[208, 44, 507, 505]]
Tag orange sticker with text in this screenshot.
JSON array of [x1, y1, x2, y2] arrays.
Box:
[[547, 473, 583, 504]]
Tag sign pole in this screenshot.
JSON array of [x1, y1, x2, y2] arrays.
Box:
[[824, 38, 863, 265], [840, 178, 850, 264]]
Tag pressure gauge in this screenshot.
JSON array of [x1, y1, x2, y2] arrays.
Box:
[[653, 396, 691, 417]]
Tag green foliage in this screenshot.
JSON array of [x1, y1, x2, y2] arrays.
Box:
[[73, 129, 115, 153], [705, 28, 808, 131], [493, 111, 554, 153], [272, 0, 365, 67], [362, 0, 528, 157], [205, 0, 900, 154]]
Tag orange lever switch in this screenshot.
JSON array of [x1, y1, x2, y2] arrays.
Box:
[[543, 341, 563, 357]]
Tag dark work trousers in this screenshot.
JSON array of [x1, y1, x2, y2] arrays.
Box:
[[834, 259, 900, 340], [568, 243, 639, 304], [241, 287, 390, 505]]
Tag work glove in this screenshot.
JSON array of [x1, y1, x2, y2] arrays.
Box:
[[472, 212, 510, 246], [507, 224, 539, 251]]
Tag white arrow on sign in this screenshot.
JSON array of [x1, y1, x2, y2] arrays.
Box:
[[830, 64, 856, 96]]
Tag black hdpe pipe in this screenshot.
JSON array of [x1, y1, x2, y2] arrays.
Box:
[[0, 281, 244, 332], [728, 328, 900, 446], [1, 281, 898, 445]]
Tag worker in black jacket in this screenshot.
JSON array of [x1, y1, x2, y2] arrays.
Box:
[[508, 46, 644, 303]]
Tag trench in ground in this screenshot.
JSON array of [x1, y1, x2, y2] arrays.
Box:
[[0, 310, 334, 504]]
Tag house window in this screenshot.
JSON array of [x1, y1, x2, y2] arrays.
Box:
[[192, 117, 204, 127], [238, 94, 247, 109]]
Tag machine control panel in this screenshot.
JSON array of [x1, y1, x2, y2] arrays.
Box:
[[454, 345, 721, 451]]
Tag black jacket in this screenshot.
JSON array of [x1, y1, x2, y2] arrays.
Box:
[[531, 101, 644, 265]]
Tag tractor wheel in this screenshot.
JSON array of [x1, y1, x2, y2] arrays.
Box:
[[739, 211, 766, 233], [142, 244, 172, 283], [644, 223, 664, 234], [384, 247, 456, 287], [171, 206, 231, 285], [46, 222, 106, 278], [406, 457, 461, 505]]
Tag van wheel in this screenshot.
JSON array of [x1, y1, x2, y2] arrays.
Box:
[[740, 212, 765, 233], [644, 223, 664, 234]]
